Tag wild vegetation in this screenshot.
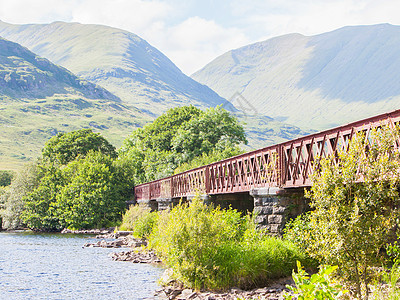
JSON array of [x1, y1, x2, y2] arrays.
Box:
[[119, 105, 247, 184], [285, 125, 400, 299], [120, 197, 309, 291], [0, 106, 247, 231], [2, 102, 400, 298]]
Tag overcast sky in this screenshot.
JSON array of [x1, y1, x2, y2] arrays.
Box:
[[0, 0, 399, 75]]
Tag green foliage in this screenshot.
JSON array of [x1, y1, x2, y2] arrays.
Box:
[[371, 263, 400, 300], [171, 106, 247, 161], [284, 261, 348, 300], [42, 129, 117, 165], [15, 128, 134, 231], [149, 197, 308, 291], [119, 204, 159, 238], [122, 105, 202, 153], [284, 212, 312, 253], [301, 126, 400, 299], [120, 105, 247, 184], [0, 170, 14, 187], [55, 151, 127, 229], [174, 146, 244, 174], [21, 151, 131, 230], [0, 162, 40, 229], [21, 163, 65, 231]]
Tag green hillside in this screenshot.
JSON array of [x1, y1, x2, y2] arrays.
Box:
[[0, 21, 229, 115], [0, 38, 148, 170], [192, 24, 400, 130], [0, 22, 311, 170]]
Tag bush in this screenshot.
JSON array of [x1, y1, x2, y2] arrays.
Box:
[[303, 126, 400, 299], [149, 197, 309, 291], [284, 212, 312, 253], [120, 204, 158, 238], [284, 261, 348, 300], [1, 162, 40, 229]]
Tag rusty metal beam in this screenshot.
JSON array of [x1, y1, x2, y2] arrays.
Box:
[[134, 109, 400, 202]]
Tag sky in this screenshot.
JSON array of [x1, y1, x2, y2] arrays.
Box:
[[0, 0, 399, 75]]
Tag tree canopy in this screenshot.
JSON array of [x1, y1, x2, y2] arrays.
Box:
[[1, 106, 248, 231], [120, 105, 247, 183], [42, 129, 117, 165]]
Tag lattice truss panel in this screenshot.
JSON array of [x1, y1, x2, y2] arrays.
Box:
[[134, 109, 400, 201]]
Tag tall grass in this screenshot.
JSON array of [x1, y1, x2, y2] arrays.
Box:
[[148, 197, 309, 291], [119, 204, 158, 238]]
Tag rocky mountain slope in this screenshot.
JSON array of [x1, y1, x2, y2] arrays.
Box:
[[0, 37, 148, 169], [192, 24, 400, 130], [0, 37, 118, 100], [0, 21, 310, 169], [0, 21, 228, 116]]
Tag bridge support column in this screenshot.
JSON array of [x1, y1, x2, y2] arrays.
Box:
[[187, 194, 210, 204], [136, 199, 158, 211], [156, 198, 180, 211], [250, 187, 308, 235]]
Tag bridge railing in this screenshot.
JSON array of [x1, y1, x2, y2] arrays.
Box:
[[135, 109, 400, 202]]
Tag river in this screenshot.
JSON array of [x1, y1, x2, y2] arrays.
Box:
[[0, 232, 164, 300]]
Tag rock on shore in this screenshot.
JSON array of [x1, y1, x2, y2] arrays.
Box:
[[110, 249, 161, 264], [61, 228, 114, 235], [153, 269, 294, 300], [83, 234, 147, 248]]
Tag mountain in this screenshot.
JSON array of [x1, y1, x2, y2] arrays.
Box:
[[0, 21, 229, 116], [192, 24, 400, 130], [0, 21, 311, 154], [0, 37, 118, 100], [0, 37, 148, 170]]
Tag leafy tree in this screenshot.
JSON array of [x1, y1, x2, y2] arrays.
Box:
[[16, 129, 133, 231], [120, 105, 247, 183], [42, 129, 117, 165], [54, 151, 127, 229], [22, 151, 133, 231], [0, 163, 40, 229], [172, 106, 247, 161], [303, 126, 400, 299], [21, 163, 65, 231]]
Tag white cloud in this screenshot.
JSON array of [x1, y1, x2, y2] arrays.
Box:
[[0, 0, 76, 23], [0, 0, 399, 74], [230, 0, 400, 41], [156, 17, 250, 74], [70, 0, 171, 34]]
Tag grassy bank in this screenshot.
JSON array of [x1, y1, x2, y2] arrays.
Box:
[[120, 197, 310, 291]]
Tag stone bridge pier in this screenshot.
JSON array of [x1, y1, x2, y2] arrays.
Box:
[[250, 187, 309, 235], [136, 188, 309, 235]]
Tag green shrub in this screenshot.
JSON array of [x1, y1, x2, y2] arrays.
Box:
[[302, 127, 400, 299], [120, 204, 159, 238], [284, 261, 348, 300], [149, 197, 309, 291], [284, 212, 312, 252], [371, 263, 400, 300], [0, 170, 14, 187]]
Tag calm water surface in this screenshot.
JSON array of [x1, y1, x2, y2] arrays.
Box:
[[0, 232, 164, 300]]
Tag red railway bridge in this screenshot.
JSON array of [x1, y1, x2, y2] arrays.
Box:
[[134, 109, 400, 233]]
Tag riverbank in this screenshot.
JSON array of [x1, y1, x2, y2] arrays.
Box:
[[89, 231, 293, 300]]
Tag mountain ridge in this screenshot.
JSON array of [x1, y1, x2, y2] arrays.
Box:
[[0, 20, 229, 115], [0, 36, 148, 169], [192, 23, 400, 130], [0, 37, 119, 101]]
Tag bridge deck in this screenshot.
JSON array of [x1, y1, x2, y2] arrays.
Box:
[[135, 109, 400, 202]]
